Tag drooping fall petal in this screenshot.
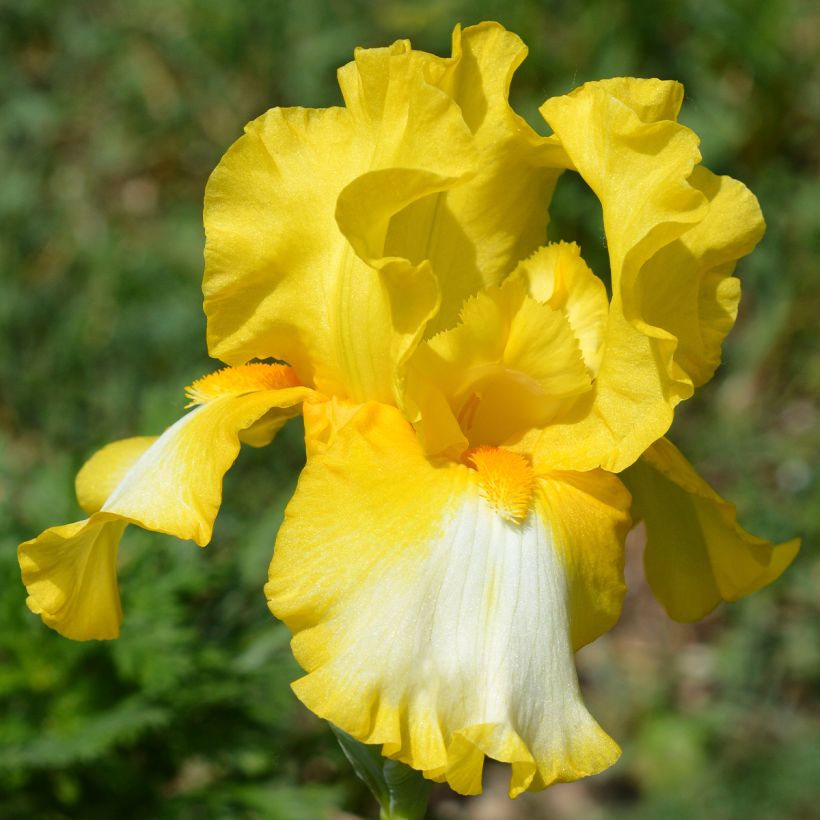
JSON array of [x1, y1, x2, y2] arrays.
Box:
[[621, 437, 799, 621], [19, 365, 312, 639], [19, 519, 126, 641], [267, 402, 629, 797]]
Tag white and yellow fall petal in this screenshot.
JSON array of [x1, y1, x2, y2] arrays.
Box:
[[621, 438, 800, 622], [19, 364, 312, 640], [19, 518, 126, 640], [408, 277, 592, 453], [204, 37, 476, 405], [102, 370, 312, 545], [267, 402, 625, 797], [75, 436, 157, 515]]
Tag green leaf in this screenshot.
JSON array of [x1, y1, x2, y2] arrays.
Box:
[[330, 724, 431, 820]]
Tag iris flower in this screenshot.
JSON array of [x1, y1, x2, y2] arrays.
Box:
[[20, 22, 798, 799]]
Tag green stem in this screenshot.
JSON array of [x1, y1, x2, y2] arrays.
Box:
[[331, 724, 432, 820]]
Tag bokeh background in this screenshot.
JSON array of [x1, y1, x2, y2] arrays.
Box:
[[1, 1, 818, 817]]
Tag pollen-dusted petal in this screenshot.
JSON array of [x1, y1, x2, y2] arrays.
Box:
[[19, 518, 126, 640], [75, 436, 157, 515], [267, 402, 625, 797], [465, 446, 534, 523], [185, 362, 299, 406], [621, 438, 800, 622]]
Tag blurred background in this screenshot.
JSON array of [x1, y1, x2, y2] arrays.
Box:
[[1, 0, 818, 817]]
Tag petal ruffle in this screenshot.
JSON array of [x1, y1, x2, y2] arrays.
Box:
[[267, 402, 626, 797], [204, 40, 475, 404], [621, 438, 800, 622], [204, 23, 564, 405], [511, 242, 609, 378], [412, 23, 564, 335], [526, 79, 763, 472], [19, 372, 312, 639]]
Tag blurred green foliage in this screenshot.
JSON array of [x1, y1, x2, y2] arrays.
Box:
[[1, 0, 818, 817]]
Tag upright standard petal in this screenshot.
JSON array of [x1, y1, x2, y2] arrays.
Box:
[[388, 23, 565, 335], [267, 402, 629, 797], [621, 438, 800, 621], [204, 24, 566, 405], [19, 364, 313, 639], [527, 79, 763, 472], [204, 40, 476, 405]]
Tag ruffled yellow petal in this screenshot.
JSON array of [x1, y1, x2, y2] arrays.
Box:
[[267, 402, 625, 797], [204, 38, 475, 404], [102, 383, 312, 545], [621, 438, 800, 621], [19, 519, 126, 640], [515, 308, 674, 472], [408, 277, 591, 454], [511, 242, 609, 377], [524, 79, 762, 471], [631, 166, 764, 387], [404, 23, 565, 335], [204, 23, 567, 404], [19, 366, 313, 639]]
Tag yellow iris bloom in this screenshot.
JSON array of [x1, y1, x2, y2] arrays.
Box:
[[19, 22, 799, 798]]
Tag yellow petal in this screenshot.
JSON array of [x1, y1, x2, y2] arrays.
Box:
[[537, 469, 631, 651], [515, 308, 675, 472], [19, 519, 126, 640], [103, 384, 312, 545], [267, 402, 623, 797], [630, 166, 765, 387], [204, 37, 476, 405], [404, 23, 565, 335], [541, 79, 705, 288], [204, 23, 570, 403], [530, 79, 766, 472], [621, 438, 800, 621], [75, 437, 157, 515], [528, 79, 742, 472], [512, 242, 609, 377], [408, 277, 591, 453], [20, 367, 313, 639]]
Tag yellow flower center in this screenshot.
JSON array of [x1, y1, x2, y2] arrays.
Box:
[[464, 446, 534, 524], [184, 363, 300, 407]]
